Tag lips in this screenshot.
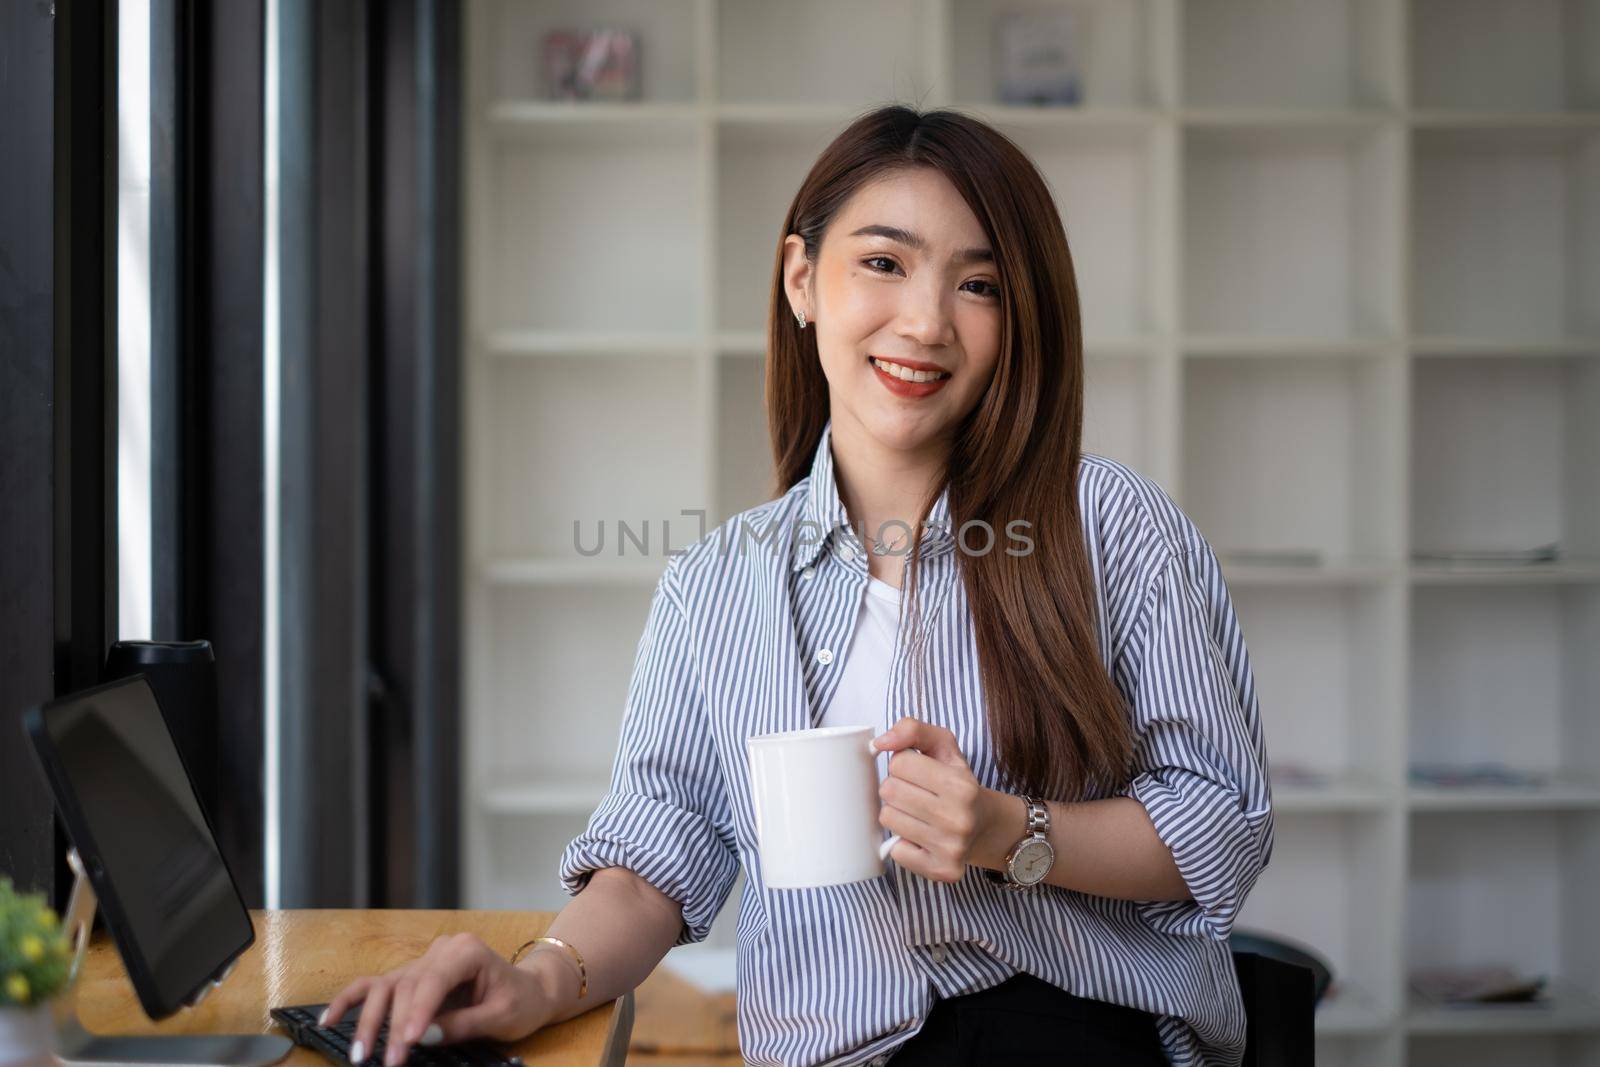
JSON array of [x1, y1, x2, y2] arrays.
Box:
[[870, 356, 951, 399], [868, 355, 951, 382]]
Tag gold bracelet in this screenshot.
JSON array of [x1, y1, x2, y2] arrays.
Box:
[[509, 936, 586, 999]]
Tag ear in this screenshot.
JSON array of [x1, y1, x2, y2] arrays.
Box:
[[781, 233, 814, 323]]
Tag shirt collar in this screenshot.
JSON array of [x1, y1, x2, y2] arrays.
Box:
[[791, 419, 955, 573]]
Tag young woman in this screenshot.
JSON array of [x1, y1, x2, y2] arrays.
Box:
[[324, 105, 1273, 1067]]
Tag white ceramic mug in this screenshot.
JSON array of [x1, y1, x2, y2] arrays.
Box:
[[746, 724, 903, 888]]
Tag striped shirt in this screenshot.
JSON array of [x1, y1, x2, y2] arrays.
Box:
[[558, 419, 1274, 1066]]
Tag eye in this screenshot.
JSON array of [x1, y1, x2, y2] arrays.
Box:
[[862, 256, 1001, 299]]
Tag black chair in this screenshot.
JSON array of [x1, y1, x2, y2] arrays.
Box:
[[1232, 949, 1317, 1067]]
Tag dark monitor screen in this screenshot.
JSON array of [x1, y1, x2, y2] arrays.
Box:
[[25, 675, 253, 1020]]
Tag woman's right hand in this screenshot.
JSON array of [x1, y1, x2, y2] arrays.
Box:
[[321, 932, 561, 1066]]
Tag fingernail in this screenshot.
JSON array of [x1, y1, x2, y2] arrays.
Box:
[[420, 1024, 442, 1047], [349, 1040, 365, 1064], [385, 1046, 402, 1067], [319, 1008, 329, 1026]]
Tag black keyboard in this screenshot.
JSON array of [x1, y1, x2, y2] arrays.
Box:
[[270, 1004, 526, 1067]]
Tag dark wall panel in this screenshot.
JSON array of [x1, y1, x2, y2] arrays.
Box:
[[184, 0, 268, 908], [0, 1, 65, 899]]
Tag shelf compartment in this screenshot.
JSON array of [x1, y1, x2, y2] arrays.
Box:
[[1316, 990, 1394, 1035], [950, 0, 1171, 109], [1232, 583, 1405, 787], [1082, 353, 1160, 475], [1410, 0, 1600, 113], [1182, 355, 1404, 563], [1184, 123, 1402, 341], [477, 811, 594, 912], [1412, 123, 1600, 343], [1408, 811, 1600, 1035], [485, 355, 705, 559], [1275, 775, 1394, 814], [1317, 1035, 1401, 1067], [479, 0, 701, 104], [1409, 1032, 1600, 1064], [993, 120, 1172, 341], [1238, 812, 1403, 1021], [487, 119, 705, 334], [714, 353, 775, 526], [1182, 0, 1402, 110], [482, 583, 654, 784], [1410, 355, 1600, 562], [717, 0, 935, 104], [715, 116, 849, 334], [1409, 584, 1600, 784]]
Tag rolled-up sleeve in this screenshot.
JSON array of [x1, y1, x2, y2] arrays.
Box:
[[557, 558, 739, 946], [1118, 538, 1274, 942]]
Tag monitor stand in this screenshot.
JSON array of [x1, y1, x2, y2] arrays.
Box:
[[50, 849, 293, 1067]]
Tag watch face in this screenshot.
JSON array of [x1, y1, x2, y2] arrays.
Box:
[[1012, 839, 1054, 884]]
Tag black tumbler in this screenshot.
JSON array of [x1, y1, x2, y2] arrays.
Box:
[[101, 640, 220, 824]]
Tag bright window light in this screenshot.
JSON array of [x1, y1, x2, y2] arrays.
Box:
[[117, 0, 153, 643]]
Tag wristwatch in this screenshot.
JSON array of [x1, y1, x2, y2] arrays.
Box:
[[984, 795, 1054, 888]]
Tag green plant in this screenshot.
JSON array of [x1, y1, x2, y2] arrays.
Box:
[[0, 877, 71, 1006]]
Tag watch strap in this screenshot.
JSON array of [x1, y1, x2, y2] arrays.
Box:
[[1023, 796, 1050, 836]]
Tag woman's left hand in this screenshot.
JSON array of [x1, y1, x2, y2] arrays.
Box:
[[872, 716, 993, 883]]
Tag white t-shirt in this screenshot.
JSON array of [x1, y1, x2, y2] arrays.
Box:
[[820, 574, 903, 786]]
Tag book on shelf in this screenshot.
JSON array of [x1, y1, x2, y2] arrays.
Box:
[[541, 28, 641, 102], [1410, 965, 1548, 1008], [1409, 763, 1549, 790], [994, 10, 1083, 107]]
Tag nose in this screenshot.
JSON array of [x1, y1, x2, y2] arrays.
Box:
[[895, 275, 956, 349]]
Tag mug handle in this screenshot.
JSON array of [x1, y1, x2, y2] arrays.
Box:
[[868, 738, 903, 861]]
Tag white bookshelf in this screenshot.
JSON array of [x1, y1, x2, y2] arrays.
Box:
[[461, 3, 1600, 1062]]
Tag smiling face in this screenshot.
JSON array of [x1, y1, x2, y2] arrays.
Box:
[[782, 167, 1004, 456]]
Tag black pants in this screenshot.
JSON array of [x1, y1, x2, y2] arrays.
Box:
[[886, 972, 1169, 1066]]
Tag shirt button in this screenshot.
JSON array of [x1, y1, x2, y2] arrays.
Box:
[[838, 543, 855, 562], [930, 945, 948, 964], [815, 648, 834, 666], [801, 566, 815, 581]]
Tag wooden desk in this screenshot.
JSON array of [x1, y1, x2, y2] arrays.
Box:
[[71, 910, 631, 1067]]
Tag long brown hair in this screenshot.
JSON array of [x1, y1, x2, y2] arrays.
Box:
[[765, 104, 1134, 803]]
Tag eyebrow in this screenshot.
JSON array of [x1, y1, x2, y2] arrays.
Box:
[[849, 224, 994, 265]]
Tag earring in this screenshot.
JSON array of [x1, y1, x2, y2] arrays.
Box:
[[795, 308, 808, 329]]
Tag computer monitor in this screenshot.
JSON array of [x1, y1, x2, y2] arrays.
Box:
[[24, 674, 290, 1067]]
